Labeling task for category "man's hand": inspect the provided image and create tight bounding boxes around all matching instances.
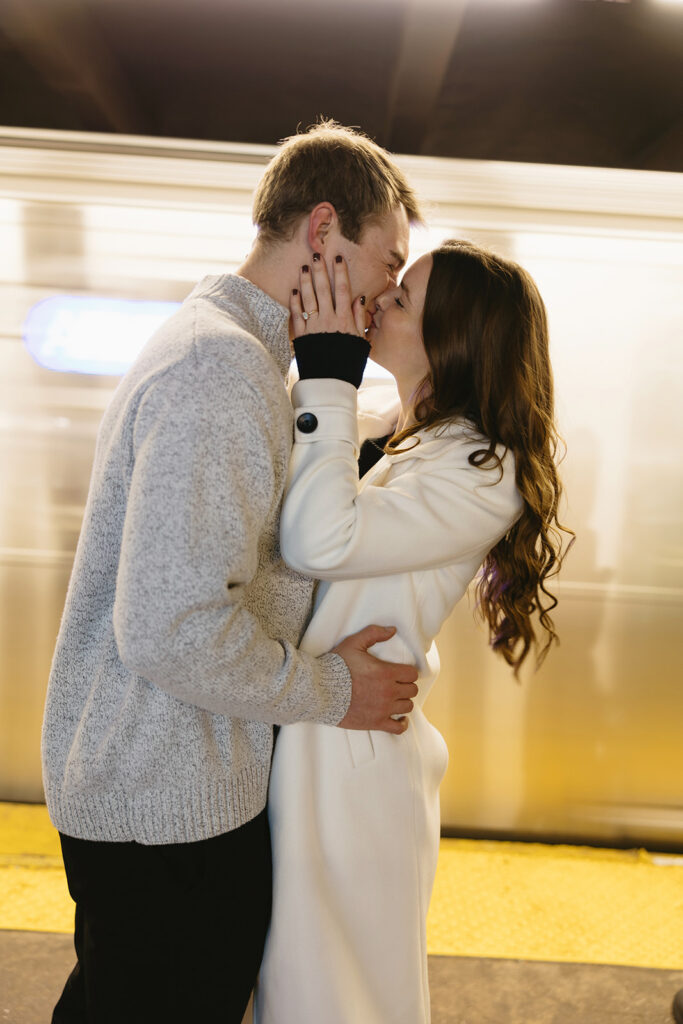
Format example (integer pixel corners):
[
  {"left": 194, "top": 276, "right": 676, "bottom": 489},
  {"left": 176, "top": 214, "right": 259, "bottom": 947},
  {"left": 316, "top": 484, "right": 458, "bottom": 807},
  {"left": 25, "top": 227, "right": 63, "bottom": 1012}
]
[{"left": 333, "top": 625, "right": 419, "bottom": 735}]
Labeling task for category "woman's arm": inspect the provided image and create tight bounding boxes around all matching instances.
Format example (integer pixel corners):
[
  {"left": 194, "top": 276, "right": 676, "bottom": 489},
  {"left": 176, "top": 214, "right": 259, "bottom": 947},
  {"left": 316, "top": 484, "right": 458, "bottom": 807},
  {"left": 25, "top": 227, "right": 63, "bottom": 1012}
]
[
  {"left": 281, "top": 376, "right": 523, "bottom": 581},
  {"left": 282, "top": 253, "right": 522, "bottom": 580}
]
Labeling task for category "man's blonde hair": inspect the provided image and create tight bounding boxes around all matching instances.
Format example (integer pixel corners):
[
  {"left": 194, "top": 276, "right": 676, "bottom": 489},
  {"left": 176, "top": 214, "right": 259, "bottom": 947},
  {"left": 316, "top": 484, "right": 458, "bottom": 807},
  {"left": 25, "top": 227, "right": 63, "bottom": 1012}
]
[{"left": 252, "top": 119, "right": 422, "bottom": 244}]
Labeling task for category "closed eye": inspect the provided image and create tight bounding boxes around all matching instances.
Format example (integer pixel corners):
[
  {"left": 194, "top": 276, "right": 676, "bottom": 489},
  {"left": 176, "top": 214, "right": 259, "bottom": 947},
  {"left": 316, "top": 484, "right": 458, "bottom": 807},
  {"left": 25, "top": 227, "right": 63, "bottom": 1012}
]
[{"left": 395, "top": 296, "right": 404, "bottom": 308}]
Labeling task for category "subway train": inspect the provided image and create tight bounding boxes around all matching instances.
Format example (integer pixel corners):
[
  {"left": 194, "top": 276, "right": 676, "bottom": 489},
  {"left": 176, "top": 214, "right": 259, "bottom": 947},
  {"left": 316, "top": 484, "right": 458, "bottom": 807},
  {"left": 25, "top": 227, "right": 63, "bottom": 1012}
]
[{"left": 1, "top": 127, "right": 682, "bottom": 848}]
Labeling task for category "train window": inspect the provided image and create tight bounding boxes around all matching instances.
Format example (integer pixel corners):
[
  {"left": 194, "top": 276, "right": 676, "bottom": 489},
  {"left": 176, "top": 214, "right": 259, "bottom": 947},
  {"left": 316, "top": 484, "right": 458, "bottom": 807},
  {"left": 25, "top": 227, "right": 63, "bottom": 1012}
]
[{"left": 23, "top": 296, "right": 180, "bottom": 375}]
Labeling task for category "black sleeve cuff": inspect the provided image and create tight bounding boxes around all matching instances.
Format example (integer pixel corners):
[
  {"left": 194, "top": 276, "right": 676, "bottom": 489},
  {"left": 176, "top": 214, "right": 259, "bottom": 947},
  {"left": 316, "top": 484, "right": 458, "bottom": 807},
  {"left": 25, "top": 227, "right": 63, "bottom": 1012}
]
[{"left": 293, "top": 333, "right": 371, "bottom": 390}]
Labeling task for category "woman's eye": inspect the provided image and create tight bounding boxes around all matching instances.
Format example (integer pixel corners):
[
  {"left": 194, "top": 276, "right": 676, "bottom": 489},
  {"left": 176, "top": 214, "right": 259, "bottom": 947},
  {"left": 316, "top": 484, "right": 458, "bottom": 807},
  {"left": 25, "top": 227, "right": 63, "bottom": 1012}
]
[{"left": 394, "top": 297, "right": 404, "bottom": 308}]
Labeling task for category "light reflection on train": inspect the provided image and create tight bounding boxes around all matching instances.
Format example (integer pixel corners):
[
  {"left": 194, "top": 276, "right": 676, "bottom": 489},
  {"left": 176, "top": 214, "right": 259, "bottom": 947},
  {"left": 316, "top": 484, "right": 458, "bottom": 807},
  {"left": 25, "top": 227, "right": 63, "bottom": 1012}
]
[{"left": 1, "top": 128, "right": 682, "bottom": 847}]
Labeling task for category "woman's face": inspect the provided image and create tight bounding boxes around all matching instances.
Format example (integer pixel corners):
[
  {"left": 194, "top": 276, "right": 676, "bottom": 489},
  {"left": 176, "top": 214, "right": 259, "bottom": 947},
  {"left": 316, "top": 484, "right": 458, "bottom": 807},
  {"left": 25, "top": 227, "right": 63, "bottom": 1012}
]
[{"left": 366, "top": 253, "right": 432, "bottom": 402}]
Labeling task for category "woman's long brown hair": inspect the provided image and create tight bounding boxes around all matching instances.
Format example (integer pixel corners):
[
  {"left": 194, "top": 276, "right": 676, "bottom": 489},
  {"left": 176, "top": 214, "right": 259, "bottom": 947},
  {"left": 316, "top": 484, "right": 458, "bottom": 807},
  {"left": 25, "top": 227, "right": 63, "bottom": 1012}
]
[{"left": 387, "top": 240, "right": 574, "bottom": 675}]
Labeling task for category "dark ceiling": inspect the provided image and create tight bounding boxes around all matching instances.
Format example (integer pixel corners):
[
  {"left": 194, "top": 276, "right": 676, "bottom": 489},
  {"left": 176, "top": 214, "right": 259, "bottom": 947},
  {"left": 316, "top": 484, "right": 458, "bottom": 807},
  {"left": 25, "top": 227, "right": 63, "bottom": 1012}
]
[{"left": 1, "top": 0, "right": 682, "bottom": 172}]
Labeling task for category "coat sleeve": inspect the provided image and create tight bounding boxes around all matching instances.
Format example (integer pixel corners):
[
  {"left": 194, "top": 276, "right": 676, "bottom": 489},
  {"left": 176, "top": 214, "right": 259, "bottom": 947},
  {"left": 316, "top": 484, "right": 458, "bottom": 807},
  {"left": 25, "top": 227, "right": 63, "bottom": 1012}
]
[
  {"left": 280, "top": 378, "right": 523, "bottom": 581},
  {"left": 112, "top": 359, "right": 351, "bottom": 726}
]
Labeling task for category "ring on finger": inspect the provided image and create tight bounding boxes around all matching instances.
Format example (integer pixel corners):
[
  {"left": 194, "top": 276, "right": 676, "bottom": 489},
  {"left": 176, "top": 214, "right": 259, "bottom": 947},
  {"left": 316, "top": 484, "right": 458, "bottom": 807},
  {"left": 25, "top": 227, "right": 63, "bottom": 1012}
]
[{"left": 301, "top": 310, "right": 318, "bottom": 322}]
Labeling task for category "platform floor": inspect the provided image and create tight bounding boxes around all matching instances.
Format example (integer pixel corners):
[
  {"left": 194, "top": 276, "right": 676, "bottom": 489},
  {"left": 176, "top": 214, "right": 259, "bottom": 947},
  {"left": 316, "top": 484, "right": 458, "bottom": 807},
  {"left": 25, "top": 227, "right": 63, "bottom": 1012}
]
[{"left": 2, "top": 802, "right": 683, "bottom": 1022}]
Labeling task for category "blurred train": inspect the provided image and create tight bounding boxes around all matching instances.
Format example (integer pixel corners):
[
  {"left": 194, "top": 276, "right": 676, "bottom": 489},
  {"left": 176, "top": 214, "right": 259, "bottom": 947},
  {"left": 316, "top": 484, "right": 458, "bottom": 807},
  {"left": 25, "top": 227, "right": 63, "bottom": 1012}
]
[{"left": 1, "top": 127, "right": 682, "bottom": 848}]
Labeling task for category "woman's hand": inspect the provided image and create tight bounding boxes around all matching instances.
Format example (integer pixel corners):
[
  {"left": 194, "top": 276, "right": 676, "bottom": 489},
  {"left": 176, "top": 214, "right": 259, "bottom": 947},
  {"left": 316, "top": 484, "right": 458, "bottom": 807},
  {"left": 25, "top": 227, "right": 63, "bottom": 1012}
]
[{"left": 290, "top": 253, "right": 367, "bottom": 339}]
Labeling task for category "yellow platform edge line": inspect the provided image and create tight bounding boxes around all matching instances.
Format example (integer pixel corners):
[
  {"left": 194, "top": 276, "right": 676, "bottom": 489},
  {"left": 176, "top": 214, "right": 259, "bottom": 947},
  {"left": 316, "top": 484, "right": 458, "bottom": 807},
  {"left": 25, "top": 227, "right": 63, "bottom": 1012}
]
[{"left": 2, "top": 803, "right": 683, "bottom": 969}]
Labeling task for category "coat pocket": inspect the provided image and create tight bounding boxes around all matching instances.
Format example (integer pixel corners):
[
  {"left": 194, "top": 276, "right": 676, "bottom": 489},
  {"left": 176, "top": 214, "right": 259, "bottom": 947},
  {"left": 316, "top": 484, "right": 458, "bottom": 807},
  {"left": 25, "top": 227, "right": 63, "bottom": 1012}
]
[{"left": 345, "top": 729, "right": 375, "bottom": 768}]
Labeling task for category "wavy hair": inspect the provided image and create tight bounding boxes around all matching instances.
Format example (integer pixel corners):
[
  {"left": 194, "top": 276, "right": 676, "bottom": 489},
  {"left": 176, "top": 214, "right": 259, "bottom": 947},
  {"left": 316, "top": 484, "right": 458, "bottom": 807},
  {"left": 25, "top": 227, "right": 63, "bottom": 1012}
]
[{"left": 387, "top": 240, "right": 574, "bottom": 674}]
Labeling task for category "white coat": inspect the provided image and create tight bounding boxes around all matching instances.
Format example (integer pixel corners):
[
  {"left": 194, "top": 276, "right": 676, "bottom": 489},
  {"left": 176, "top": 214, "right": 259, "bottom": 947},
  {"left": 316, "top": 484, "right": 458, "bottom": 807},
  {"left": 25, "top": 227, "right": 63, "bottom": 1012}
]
[{"left": 254, "top": 378, "right": 523, "bottom": 1024}]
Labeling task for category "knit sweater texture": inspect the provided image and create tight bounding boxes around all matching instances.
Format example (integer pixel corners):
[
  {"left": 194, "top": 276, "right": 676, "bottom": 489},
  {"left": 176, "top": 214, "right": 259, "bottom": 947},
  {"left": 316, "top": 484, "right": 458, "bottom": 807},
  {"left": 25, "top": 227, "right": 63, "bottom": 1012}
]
[{"left": 41, "top": 273, "right": 351, "bottom": 845}]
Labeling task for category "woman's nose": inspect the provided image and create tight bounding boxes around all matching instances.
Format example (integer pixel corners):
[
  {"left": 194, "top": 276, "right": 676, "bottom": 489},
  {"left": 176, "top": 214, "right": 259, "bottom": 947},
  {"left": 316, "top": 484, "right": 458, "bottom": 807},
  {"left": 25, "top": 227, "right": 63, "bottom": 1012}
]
[{"left": 375, "top": 287, "right": 394, "bottom": 310}]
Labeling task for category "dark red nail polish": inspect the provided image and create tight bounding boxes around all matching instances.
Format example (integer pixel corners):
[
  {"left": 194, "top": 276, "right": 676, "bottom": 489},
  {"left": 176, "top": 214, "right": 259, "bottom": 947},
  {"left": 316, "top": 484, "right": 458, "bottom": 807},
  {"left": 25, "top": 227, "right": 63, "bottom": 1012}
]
[
  {"left": 302, "top": 265, "right": 309, "bottom": 273},
  {"left": 335, "top": 255, "right": 342, "bottom": 264},
  {"left": 312, "top": 252, "right": 321, "bottom": 262},
  {"left": 292, "top": 288, "right": 298, "bottom": 296}
]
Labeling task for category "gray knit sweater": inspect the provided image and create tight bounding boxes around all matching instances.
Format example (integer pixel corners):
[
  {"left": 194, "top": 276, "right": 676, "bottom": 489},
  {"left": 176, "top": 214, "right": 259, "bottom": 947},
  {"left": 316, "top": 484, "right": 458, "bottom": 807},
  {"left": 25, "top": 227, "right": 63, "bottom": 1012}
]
[{"left": 41, "top": 274, "right": 351, "bottom": 844}]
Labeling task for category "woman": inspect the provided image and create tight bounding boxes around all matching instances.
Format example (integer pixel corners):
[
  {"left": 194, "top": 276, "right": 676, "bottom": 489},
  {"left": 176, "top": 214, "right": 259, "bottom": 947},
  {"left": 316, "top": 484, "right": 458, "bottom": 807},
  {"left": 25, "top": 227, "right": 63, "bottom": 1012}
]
[{"left": 254, "top": 240, "right": 572, "bottom": 1024}]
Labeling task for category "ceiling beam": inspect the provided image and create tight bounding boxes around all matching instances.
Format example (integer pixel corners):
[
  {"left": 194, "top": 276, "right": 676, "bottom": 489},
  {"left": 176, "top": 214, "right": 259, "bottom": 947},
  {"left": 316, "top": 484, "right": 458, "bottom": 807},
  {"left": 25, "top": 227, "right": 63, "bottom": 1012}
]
[
  {"left": 384, "top": 0, "right": 471, "bottom": 154},
  {"left": 633, "top": 115, "right": 683, "bottom": 171},
  {"left": 0, "top": 0, "right": 143, "bottom": 133}
]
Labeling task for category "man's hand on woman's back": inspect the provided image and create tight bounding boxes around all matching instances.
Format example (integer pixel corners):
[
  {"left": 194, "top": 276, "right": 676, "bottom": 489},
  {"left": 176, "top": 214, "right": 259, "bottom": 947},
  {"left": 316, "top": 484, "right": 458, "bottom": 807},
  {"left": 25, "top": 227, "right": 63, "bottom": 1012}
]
[{"left": 333, "top": 625, "right": 418, "bottom": 735}]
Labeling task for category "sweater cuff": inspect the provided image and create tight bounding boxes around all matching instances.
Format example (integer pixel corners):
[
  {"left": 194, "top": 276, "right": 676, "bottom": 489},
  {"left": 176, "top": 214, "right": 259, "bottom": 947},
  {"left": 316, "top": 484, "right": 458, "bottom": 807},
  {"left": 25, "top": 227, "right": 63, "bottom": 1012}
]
[
  {"left": 315, "top": 652, "right": 353, "bottom": 725},
  {"left": 293, "top": 333, "right": 370, "bottom": 389}
]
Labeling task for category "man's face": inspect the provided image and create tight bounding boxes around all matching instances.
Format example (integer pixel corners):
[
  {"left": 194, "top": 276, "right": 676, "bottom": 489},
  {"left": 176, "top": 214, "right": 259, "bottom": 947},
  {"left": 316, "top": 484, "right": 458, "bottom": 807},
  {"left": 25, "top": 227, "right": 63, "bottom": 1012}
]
[{"left": 332, "top": 206, "right": 411, "bottom": 309}]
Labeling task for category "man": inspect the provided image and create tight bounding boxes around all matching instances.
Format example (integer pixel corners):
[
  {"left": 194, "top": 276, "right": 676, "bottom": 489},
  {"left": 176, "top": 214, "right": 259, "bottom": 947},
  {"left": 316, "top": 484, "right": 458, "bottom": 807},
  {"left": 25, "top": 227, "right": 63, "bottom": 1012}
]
[
  {"left": 673, "top": 990, "right": 683, "bottom": 1023},
  {"left": 42, "top": 121, "right": 423, "bottom": 1023}
]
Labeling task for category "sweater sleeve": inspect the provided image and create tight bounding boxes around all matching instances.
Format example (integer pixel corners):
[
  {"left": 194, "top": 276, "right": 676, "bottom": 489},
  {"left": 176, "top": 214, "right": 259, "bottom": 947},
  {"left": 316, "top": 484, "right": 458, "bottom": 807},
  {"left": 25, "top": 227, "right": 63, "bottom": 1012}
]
[
  {"left": 280, "top": 377, "right": 523, "bottom": 580},
  {"left": 112, "top": 360, "right": 351, "bottom": 726},
  {"left": 293, "top": 332, "right": 370, "bottom": 388}
]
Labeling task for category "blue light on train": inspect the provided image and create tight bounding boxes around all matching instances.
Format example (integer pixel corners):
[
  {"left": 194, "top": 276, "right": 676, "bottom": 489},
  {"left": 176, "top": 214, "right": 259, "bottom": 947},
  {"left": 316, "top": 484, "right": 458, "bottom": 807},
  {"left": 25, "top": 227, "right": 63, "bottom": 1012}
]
[{"left": 23, "top": 296, "right": 181, "bottom": 375}]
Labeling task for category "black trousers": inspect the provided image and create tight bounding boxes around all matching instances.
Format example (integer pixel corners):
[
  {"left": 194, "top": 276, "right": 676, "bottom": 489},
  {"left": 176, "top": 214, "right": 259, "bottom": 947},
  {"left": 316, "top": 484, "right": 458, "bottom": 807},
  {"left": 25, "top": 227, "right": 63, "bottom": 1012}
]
[{"left": 53, "top": 809, "right": 272, "bottom": 1024}]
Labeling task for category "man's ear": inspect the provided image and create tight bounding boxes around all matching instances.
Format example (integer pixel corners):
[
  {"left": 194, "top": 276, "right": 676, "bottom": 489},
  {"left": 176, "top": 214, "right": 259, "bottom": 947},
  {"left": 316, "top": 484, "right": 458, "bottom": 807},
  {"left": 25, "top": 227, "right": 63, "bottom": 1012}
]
[{"left": 307, "top": 202, "right": 337, "bottom": 251}]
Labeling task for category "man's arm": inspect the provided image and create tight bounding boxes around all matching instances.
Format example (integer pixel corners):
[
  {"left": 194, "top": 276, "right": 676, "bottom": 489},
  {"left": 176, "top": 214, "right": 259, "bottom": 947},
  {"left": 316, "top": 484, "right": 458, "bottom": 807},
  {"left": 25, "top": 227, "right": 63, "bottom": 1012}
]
[
  {"left": 112, "top": 356, "right": 348, "bottom": 725},
  {"left": 112, "top": 353, "right": 417, "bottom": 732}
]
